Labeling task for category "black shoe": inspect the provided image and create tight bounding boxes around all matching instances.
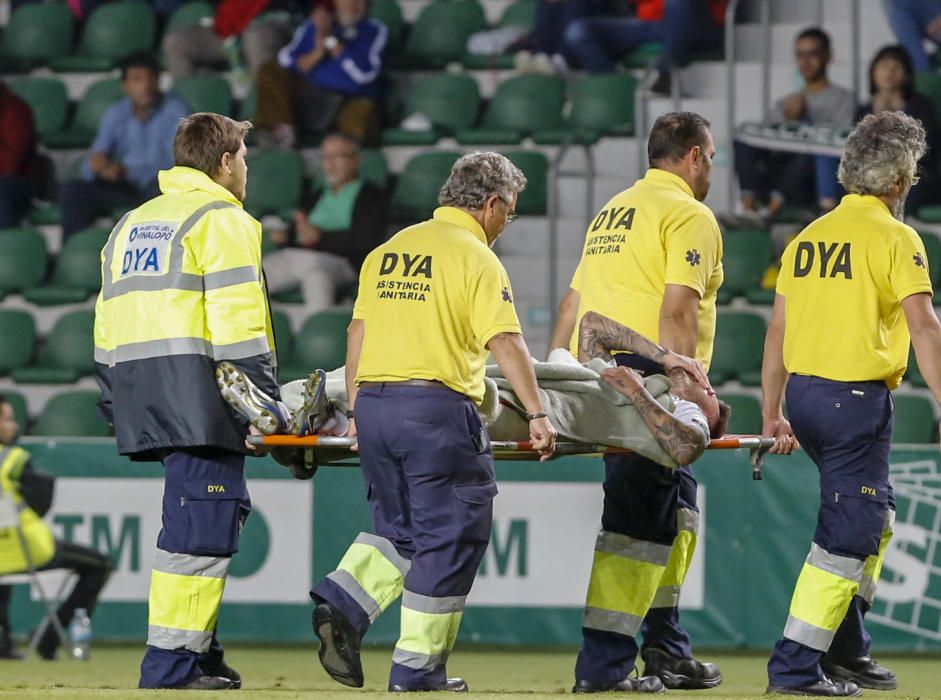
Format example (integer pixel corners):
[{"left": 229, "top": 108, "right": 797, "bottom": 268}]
[
  {"left": 573, "top": 676, "right": 665, "bottom": 693},
  {"left": 389, "top": 678, "right": 469, "bottom": 692},
  {"left": 822, "top": 655, "right": 897, "bottom": 690},
  {"left": 649, "top": 72, "right": 672, "bottom": 96},
  {"left": 766, "top": 678, "right": 861, "bottom": 697},
  {"left": 199, "top": 659, "right": 242, "bottom": 689},
  {"left": 179, "top": 675, "right": 236, "bottom": 690},
  {"left": 641, "top": 647, "right": 722, "bottom": 690},
  {"left": 312, "top": 603, "right": 364, "bottom": 688}
]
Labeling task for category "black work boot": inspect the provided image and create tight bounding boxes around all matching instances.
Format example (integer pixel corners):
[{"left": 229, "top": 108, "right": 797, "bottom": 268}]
[
  {"left": 199, "top": 658, "right": 242, "bottom": 689},
  {"left": 179, "top": 675, "right": 236, "bottom": 690},
  {"left": 312, "top": 603, "right": 364, "bottom": 688},
  {"left": 766, "top": 677, "right": 861, "bottom": 696},
  {"left": 389, "top": 678, "right": 469, "bottom": 692},
  {"left": 641, "top": 647, "right": 722, "bottom": 689},
  {"left": 573, "top": 675, "right": 665, "bottom": 693},
  {"left": 822, "top": 655, "right": 898, "bottom": 690},
  {"left": 0, "top": 628, "right": 22, "bottom": 660}
]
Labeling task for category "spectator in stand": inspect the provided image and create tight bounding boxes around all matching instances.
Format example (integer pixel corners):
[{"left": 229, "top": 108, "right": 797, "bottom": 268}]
[
  {"left": 857, "top": 44, "right": 938, "bottom": 210},
  {"left": 162, "top": 0, "right": 310, "bottom": 81},
  {"left": 254, "top": 0, "right": 386, "bottom": 147},
  {"left": 734, "top": 28, "right": 856, "bottom": 221},
  {"left": 263, "top": 133, "right": 388, "bottom": 320},
  {"left": 0, "top": 81, "right": 38, "bottom": 228},
  {"left": 883, "top": 0, "right": 941, "bottom": 72},
  {"left": 561, "top": 0, "right": 726, "bottom": 93},
  {"left": 58, "top": 53, "right": 189, "bottom": 237}
]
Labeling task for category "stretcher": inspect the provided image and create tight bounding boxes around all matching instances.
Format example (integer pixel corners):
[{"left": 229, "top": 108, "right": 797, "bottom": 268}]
[{"left": 247, "top": 434, "right": 778, "bottom": 480}]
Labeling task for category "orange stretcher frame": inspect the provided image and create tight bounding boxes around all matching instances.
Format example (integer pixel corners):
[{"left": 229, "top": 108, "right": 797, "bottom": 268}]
[{"left": 247, "top": 435, "right": 779, "bottom": 480}]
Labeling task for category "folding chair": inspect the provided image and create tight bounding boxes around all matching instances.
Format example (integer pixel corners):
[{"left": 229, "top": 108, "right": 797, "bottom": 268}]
[{"left": 0, "top": 490, "right": 73, "bottom": 659}]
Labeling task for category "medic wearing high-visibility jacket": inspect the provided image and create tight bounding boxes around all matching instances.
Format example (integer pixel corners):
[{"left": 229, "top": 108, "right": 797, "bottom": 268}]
[
  {"left": 93, "top": 113, "right": 277, "bottom": 691},
  {"left": 309, "top": 152, "right": 557, "bottom": 693},
  {"left": 549, "top": 112, "right": 723, "bottom": 694},
  {"left": 762, "top": 113, "right": 941, "bottom": 697}
]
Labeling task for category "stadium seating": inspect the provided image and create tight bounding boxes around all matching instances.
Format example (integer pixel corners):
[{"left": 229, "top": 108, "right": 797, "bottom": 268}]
[
  {"left": 709, "top": 311, "right": 766, "bottom": 386},
  {"left": 383, "top": 74, "right": 481, "bottom": 146},
  {"left": 391, "top": 150, "right": 463, "bottom": 222},
  {"left": 173, "top": 74, "right": 233, "bottom": 116},
  {"left": 457, "top": 75, "right": 565, "bottom": 145},
  {"left": 720, "top": 392, "right": 762, "bottom": 435},
  {"left": 907, "top": 345, "right": 927, "bottom": 388},
  {"left": 243, "top": 149, "right": 303, "bottom": 219},
  {"left": 51, "top": 2, "right": 156, "bottom": 73},
  {"left": 0, "top": 1, "right": 74, "bottom": 72},
  {"left": 13, "top": 310, "right": 96, "bottom": 384},
  {"left": 892, "top": 394, "right": 936, "bottom": 444},
  {"left": 398, "top": 0, "right": 487, "bottom": 68},
  {"left": 506, "top": 151, "right": 548, "bottom": 216},
  {"left": 0, "top": 309, "right": 36, "bottom": 376},
  {"left": 271, "top": 309, "right": 295, "bottom": 361},
  {"left": 721, "top": 228, "right": 774, "bottom": 299},
  {"left": 166, "top": 1, "right": 214, "bottom": 32},
  {"left": 45, "top": 78, "right": 124, "bottom": 149},
  {"left": 279, "top": 309, "right": 353, "bottom": 382},
  {"left": 462, "top": 0, "right": 536, "bottom": 69},
  {"left": 32, "top": 390, "right": 110, "bottom": 437},
  {"left": 0, "top": 229, "right": 48, "bottom": 297},
  {"left": 24, "top": 228, "right": 109, "bottom": 306},
  {"left": 565, "top": 74, "right": 637, "bottom": 140},
  {"left": 9, "top": 77, "right": 69, "bottom": 139},
  {"left": 370, "top": 0, "right": 404, "bottom": 56}
]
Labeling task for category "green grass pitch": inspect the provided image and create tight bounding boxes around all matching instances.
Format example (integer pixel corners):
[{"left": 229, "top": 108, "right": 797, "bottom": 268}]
[{"left": 0, "top": 646, "right": 938, "bottom": 698}]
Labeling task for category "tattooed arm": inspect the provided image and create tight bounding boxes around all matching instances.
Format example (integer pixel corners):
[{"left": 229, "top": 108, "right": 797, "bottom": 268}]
[
  {"left": 601, "top": 367, "right": 707, "bottom": 465},
  {"left": 578, "top": 310, "right": 712, "bottom": 389}
]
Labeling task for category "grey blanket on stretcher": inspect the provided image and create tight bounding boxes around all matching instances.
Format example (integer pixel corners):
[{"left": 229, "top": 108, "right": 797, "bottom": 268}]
[{"left": 279, "top": 359, "right": 677, "bottom": 468}]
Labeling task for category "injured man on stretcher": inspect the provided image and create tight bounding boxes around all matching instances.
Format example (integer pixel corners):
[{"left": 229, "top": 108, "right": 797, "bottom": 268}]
[{"left": 217, "top": 311, "right": 731, "bottom": 477}]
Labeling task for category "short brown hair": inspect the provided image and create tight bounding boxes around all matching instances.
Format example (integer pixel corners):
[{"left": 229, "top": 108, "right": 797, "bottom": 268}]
[
  {"left": 647, "top": 111, "right": 711, "bottom": 167},
  {"left": 173, "top": 113, "right": 252, "bottom": 176},
  {"left": 711, "top": 400, "right": 732, "bottom": 439}
]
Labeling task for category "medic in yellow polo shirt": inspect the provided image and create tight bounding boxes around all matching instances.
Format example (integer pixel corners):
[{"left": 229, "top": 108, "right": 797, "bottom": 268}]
[
  {"left": 309, "top": 152, "right": 557, "bottom": 693},
  {"left": 549, "top": 112, "right": 723, "bottom": 694},
  {"left": 762, "top": 112, "right": 941, "bottom": 697}
]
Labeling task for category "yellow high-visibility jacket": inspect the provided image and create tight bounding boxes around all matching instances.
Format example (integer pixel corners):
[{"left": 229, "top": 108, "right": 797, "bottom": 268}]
[
  {"left": 94, "top": 166, "right": 278, "bottom": 459},
  {"left": 0, "top": 446, "right": 55, "bottom": 575}
]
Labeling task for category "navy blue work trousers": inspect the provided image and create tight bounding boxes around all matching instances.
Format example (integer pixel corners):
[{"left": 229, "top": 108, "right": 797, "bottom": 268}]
[
  {"left": 139, "top": 448, "right": 250, "bottom": 689},
  {"left": 768, "top": 375, "right": 893, "bottom": 688}
]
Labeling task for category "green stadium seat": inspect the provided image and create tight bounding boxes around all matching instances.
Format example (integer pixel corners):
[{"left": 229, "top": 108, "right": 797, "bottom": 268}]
[
  {"left": 24, "top": 228, "right": 109, "bottom": 306},
  {"left": 907, "top": 345, "right": 928, "bottom": 388},
  {"left": 370, "top": 0, "right": 404, "bottom": 55},
  {"left": 621, "top": 41, "right": 663, "bottom": 69},
  {"left": 166, "top": 1, "right": 214, "bottom": 32},
  {"left": 721, "top": 392, "right": 762, "bottom": 435},
  {"left": 13, "top": 310, "right": 96, "bottom": 384},
  {"left": 390, "top": 151, "right": 462, "bottom": 223},
  {"left": 1, "top": 391, "right": 28, "bottom": 431},
  {"left": 279, "top": 309, "right": 353, "bottom": 381},
  {"left": 51, "top": 2, "right": 156, "bottom": 72},
  {"left": 457, "top": 75, "right": 564, "bottom": 145},
  {"left": 917, "top": 232, "right": 941, "bottom": 304},
  {"left": 0, "top": 309, "right": 36, "bottom": 375},
  {"left": 565, "top": 74, "right": 637, "bottom": 141},
  {"left": 505, "top": 151, "right": 548, "bottom": 216},
  {"left": 398, "top": 0, "right": 486, "bottom": 68},
  {"left": 359, "top": 149, "right": 389, "bottom": 189},
  {"left": 8, "top": 77, "right": 69, "bottom": 139},
  {"left": 270, "top": 309, "right": 295, "bottom": 361},
  {"left": 0, "top": 2, "right": 74, "bottom": 72},
  {"left": 383, "top": 74, "right": 480, "bottom": 146},
  {"left": 892, "top": 394, "right": 936, "bottom": 444},
  {"left": 243, "top": 149, "right": 303, "bottom": 219},
  {"left": 32, "top": 391, "right": 110, "bottom": 437},
  {"left": 709, "top": 311, "right": 767, "bottom": 386},
  {"left": 45, "top": 79, "right": 124, "bottom": 149},
  {"left": 500, "top": 0, "right": 536, "bottom": 30},
  {"left": 916, "top": 73, "right": 941, "bottom": 131},
  {"left": 0, "top": 228, "right": 48, "bottom": 296},
  {"left": 173, "top": 74, "right": 233, "bottom": 116},
  {"left": 239, "top": 84, "right": 257, "bottom": 122},
  {"left": 722, "top": 228, "right": 774, "bottom": 297}
]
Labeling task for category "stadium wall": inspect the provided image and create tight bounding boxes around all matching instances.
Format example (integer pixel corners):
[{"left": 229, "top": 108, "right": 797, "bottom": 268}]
[{"left": 6, "top": 440, "right": 941, "bottom": 651}]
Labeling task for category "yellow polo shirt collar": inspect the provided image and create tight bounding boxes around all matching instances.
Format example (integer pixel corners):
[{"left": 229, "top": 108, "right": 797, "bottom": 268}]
[
  {"left": 643, "top": 168, "right": 695, "bottom": 199},
  {"left": 432, "top": 206, "right": 488, "bottom": 246}
]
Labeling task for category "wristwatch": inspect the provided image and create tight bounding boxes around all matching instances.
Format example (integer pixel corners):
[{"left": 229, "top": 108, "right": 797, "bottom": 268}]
[{"left": 324, "top": 36, "right": 339, "bottom": 51}]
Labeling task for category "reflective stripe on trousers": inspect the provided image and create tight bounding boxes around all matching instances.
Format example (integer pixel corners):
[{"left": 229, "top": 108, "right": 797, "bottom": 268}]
[
  {"left": 392, "top": 590, "right": 466, "bottom": 671},
  {"left": 858, "top": 508, "right": 895, "bottom": 604},
  {"left": 146, "top": 548, "right": 230, "bottom": 653},
  {"left": 583, "top": 530, "right": 673, "bottom": 638},
  {"left": 325, "top": 532, "right": 412, "bottom": 623},
  {"left": 650, "top": 507, "right": 699, "bottom": 609},
  {"left": 783, "top": 543, "right": 865, "bottom": 651}
]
